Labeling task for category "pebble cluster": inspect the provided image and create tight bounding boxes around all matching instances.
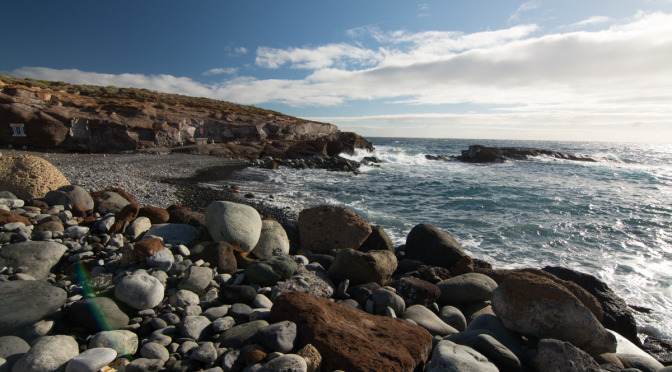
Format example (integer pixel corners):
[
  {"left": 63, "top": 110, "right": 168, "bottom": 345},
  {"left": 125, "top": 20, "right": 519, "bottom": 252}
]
[{"left": 0, "top": 152, "right": 670, "bottom": 372}]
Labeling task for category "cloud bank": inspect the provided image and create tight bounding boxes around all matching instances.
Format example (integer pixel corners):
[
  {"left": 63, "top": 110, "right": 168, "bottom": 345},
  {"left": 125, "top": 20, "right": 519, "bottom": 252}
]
[{"left": 10, "top": 11, "right": 672, "bottom": 142}]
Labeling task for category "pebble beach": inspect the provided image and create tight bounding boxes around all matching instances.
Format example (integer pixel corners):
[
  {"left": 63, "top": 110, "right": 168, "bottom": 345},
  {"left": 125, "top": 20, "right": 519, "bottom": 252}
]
[{"left": 0, "top": 150, "right": 670, "bottom": 372}]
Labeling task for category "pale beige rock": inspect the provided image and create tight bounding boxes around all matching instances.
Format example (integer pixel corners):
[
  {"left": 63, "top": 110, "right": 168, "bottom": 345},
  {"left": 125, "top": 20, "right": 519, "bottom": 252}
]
[{"left": 0, "top": 155, "right": 69, "bottom": 200}]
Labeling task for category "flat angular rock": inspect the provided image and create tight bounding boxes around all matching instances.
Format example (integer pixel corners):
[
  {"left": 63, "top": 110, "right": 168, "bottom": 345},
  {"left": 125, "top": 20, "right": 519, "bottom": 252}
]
[
  {"left": 13, "top": 335, "right": 79, "bottom": 372},
  {"left": 180, "top": 315, "right": 211, "bottom": 341},
  {"left": 404, "top": 223, "right": 466, "bottom": 268},
  {"left": 271, "top": 264, "right": 335, "bottom": 300},
  {"left": 93, "top": 191, "right": 130, "bottom": 215},
  {"left": 257, "top": 321, "right": 297, "bottom": 353},
  {"left": 0, "top": 241, "right": 67, "bottom": 279},
  {"left": 219, "top": 320, "right": 269, "bottom": 348},
  {"left": 533, "top": 338, "right": 600, "bottom": 372},
  {"left": 145, "top": 223, "right": 199, "bottom": 246},
  {"left": 402, "top": 304, "right": 458, "bottom": 336},
  {"left": 205, "top": 201, "right": 262, "bottom": 252},
  {"left": 426, "top": 340, "right": 498, "bottom": 372},
  {"left": 0, "top": 280, "right": 66, "bottom": 335},
  {"left": 298, "top": 205, "right": 372, "bottom": 253},
  {"left": 328, "top": 248, "right": 396, "bottom": 286},
  {"left": 491, "top": 271, "right": 616, "bottom": 356},
  {"left": 437, "top": 273, "right": 498, "bottom": 305},
  {"left": 114, "top": 272, "right": 165, "bottom": 310},
  {"left": 252, "top": 219, "right": 290, "bottom": 257},
  {"left": 270, "top": 291, "right": 432, "bottom": 372}
]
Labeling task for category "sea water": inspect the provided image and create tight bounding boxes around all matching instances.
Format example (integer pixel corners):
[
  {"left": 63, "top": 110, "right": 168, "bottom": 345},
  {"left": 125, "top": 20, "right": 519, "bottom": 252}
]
[{"left": 209, "top": 138, "right": 672, "bottom": 340}]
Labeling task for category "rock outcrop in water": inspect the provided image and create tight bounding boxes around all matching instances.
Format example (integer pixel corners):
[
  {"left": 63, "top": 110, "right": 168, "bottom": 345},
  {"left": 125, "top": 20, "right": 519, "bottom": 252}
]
[
  {"left": 426, "top": 144, "right": 598, "bottom": 164},
  {"left": 458, "top": 145, "right": 598, "bottom": 163},
  {"left": 0, "top": 75, "right": 373, "bottom": 159}
]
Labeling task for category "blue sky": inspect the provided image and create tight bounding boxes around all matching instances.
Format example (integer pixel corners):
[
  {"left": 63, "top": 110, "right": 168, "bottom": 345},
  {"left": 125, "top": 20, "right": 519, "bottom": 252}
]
[{"left": 2, "top": 1, "right": 671, "bottom": 143}]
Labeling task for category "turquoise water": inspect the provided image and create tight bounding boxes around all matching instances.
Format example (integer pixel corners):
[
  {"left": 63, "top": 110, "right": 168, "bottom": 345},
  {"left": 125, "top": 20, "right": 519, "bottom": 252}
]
[{"left": 216, "top": 138, "right": 672, "bottom": 339}]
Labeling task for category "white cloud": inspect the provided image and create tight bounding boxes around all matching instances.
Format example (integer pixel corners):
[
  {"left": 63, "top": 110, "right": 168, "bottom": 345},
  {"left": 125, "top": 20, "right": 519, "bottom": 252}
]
[
  {"left": 569, "top": 15, "right": 611, "bottom": 28},
  {"left": 255, "top": 43, "right": 383, "bottom": 69},
  {"left": 202, "top": 67, "right": 238, "bottom": 76},
  {"left": 509, "top": 1, "right": 541, "bottom": 23}
]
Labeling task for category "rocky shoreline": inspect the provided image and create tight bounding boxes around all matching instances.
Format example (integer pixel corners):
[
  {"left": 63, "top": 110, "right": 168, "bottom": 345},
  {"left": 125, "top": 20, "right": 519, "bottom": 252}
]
[{"left": 0, "top": 151, "right": 670, "bottom": 372}]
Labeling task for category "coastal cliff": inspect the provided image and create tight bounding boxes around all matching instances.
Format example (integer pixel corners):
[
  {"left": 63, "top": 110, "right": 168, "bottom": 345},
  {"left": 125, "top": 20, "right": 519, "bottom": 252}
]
[{"left": 0, "top": 75, "right": 372, "bottom": 158}]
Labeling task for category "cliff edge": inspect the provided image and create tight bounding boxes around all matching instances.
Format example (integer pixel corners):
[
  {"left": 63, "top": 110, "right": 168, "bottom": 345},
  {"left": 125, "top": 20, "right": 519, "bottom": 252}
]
[{"left": 0, "top": 75, "right": 373, "bottom": 158}]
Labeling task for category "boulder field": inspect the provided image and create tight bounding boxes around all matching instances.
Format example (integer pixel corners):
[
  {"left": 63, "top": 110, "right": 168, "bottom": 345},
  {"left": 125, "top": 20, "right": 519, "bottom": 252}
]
[{"left": 0, "top": 153, "right": 669, "bottom": 372}]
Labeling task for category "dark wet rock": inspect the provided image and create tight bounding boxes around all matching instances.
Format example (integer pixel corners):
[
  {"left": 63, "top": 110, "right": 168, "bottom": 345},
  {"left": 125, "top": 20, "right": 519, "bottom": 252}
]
[
  {"left": 457, "top": 144, "right": 597, "bottom": 163},
  {"left": 66, "top": 297, "right": 130, "bottom": 332},
  {"left": 359, "top": 225, "right": 395, "bottom": 253},
  {"left": 404, "top": 223, "right": 466, "bottom": 268},
  {"left": 533, "top": 338, "right": 600, "bottom": 372}
]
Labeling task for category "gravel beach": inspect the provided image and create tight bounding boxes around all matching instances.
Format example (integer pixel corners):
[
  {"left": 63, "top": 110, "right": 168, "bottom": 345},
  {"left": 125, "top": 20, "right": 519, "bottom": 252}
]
[{"left": 0, "top": 149, "right": 297, "bottom": 222}]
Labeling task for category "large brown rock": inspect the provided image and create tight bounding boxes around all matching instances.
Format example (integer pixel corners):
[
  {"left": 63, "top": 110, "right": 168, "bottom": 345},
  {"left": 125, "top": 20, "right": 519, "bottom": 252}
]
[
  {"left": 191, "top": 241, "right": 238, "bottom": 274},
  {"left": 138, "top": 206, "right": 170, "bottom": 224},
  {"left": 404, "top": 223, "right": 466, "bottom": 268},
  {"left": 491, "top": 271, "right": 616, "bottom": 356},
  {"left": 0, "top": 210, "right": 31, "bottom": 226},
  {"left": 270, "top": 291, "right": 432, "bottom": 372},
  {"left": 298, "top": 205, "right": 372, "bottom": 254},
  {"left": 328, "top": 248, "right": 397, "bottom": 286},
  {"left": 133, "top": 238, "right": 165, "bottom": 262},
  {"left": 0, "top": 154, "right": 69, "bottom": 200},
  {"left": 478, "top": 267, "right": 604, "bottom": 322}
]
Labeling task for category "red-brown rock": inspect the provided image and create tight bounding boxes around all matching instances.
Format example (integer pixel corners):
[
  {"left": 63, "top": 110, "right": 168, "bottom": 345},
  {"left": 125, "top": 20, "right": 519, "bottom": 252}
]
[
  {"left": 270, "top": 291, "right": 432, "bottom": 372},
  {"left": 0, "top": 210, "right": 31, "bottom": 226},
  {"left": 245, "top": 349, "right": 267, "bottom": 365},
  {"left": 449, "top": 255, "right": 475, "bottom": 276},
  {"left": 133, "top": 238, "right": 165, "bottom": 261},
  {"left": 168, "top": 208, "right": 206, "bottom": 227},
  {"left": 138, "top": 206, "right": 170, "bottom": 224},
  {"left": 191, "top": 241, "right": 237, "bottom": 274},
  {"left": 298, "top": 205, "right": 372, "bottom": 254},
  {"left": 109, "top": 203, "right": 139, "bottom": 235},
  {"left": 396, "top": 277, "right": 441, "bottom": 307}
]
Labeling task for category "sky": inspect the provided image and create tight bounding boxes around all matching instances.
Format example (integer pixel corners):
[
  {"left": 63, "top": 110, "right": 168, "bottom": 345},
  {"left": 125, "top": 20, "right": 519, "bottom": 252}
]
[{"left": 2, "top": 1, "right": 672, "bottom": 143}]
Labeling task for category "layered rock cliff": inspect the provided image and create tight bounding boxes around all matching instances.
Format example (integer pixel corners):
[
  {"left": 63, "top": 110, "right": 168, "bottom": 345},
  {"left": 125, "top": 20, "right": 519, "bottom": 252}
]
[{"left": 0, "top": 75, "right": 373, "bottom": 158}]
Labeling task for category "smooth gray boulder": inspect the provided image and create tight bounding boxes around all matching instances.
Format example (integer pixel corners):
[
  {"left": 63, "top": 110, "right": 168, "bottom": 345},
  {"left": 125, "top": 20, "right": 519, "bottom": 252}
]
[
  {"left": 402, "top": 304, "right": 458, "bottom": 336},
  {"left": 259, "top": 354, "right": 308, "bottom": 372},
  {"left": 205, "top": 201, "right": 262, "bottom": 252},
  {"left": 0, "top": 281, "right": 66, "bottom": 335},
  {"left": 114, "top": 272, "right": 165, "bottom": 310},
  {"left": 44, "top": 185, "right": 94, "bottom": 210},
  {"left": 252, "top": 219, "right": 290, "bottom": 257},
  {"left": 0, "top": 241, "right": 67, "bottom": 280},
  {"left": 437, "top": 273, "right": 498, "bottom": 305},
  {"left": 89, "top": 330, "right": 138, "bottom": 356},
  {"left": 426, "top": 340, "right": 498, "bottom": 372},
  {"left": 65, "top": 347, "right": 117, "bottom": 372},
  {"left": 13, "top": 335, "right": 79, "bottom": 372}
]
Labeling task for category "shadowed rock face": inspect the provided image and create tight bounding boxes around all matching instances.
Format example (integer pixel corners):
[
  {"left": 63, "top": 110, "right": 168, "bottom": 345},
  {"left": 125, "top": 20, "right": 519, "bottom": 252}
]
[{"left": 0, "top": 76, "right": 373, "bottom": 157}]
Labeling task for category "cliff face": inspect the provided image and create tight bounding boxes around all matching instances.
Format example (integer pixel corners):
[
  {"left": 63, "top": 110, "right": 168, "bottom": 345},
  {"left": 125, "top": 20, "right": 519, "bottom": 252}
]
[{"left": 0, "top": 76, "right": 373, "bottom": 158}]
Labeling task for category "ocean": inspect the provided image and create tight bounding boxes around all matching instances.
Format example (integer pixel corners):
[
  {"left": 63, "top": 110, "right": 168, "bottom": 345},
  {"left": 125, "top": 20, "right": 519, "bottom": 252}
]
[{"left": 211, "top": 137, "right": 672, "bottom": 340}]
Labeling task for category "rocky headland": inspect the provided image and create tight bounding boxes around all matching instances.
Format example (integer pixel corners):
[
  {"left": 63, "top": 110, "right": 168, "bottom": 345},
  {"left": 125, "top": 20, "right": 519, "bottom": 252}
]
[
  {"left": 0, "top": 151, "right": 670, "bottom": 372},
  {"left": 0, "top": 76, "right": 373, "bottom": 170}
]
